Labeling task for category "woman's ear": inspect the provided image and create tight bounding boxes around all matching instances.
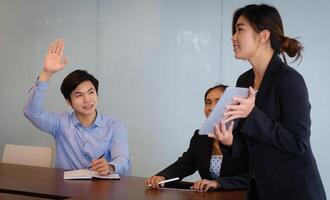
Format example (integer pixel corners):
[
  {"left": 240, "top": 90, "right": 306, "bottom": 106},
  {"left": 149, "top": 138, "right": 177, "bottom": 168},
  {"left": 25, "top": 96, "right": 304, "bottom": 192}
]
[{"left": 259, "top": 29, "right": 271, "bottom": 44}]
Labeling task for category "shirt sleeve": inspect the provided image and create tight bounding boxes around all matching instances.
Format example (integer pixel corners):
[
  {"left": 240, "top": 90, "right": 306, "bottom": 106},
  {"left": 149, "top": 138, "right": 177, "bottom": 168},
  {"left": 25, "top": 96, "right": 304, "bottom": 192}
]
[
  {"left": 217, "top": 173, "right": 249, "bottom": 190},
  {"left": 23, "top": 80, "right": 61, "bottom": 136},
  {"left": 108, "top": 121, "right": 131, "bottom": 176}
]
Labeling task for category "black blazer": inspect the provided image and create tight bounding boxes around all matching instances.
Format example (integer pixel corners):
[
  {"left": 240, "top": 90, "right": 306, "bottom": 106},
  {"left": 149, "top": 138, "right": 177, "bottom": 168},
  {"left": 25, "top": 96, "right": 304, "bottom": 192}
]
[
  {"left": 156, "top": 130, "right": 248, "bottom": 190},
  {"left": 230, "top": 54, "right": 326, "bottom": 200}
]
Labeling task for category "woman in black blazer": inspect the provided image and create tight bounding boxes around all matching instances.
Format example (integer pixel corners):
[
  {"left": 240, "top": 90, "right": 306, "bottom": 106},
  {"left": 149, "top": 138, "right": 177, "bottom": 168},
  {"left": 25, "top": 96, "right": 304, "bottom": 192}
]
[
  {"left": 211, "top": 4, "right": 326, "bottom": 200},
  {"left": 145, "top": 85, "right": 248, "bottom": 192}
]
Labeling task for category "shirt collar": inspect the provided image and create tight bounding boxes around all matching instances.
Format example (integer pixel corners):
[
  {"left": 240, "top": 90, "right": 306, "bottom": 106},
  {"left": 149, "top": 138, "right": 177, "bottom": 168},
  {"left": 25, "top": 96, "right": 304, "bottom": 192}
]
[{"left": 71, "top": 111, "right": 103, "bottom": 128}]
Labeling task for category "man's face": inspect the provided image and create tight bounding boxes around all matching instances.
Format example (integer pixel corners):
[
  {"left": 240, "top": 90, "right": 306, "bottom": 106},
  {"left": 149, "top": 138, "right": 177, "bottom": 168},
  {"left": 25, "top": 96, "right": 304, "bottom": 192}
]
[{"left": 67, "top": 80, "right": 98, "bottom": 118}]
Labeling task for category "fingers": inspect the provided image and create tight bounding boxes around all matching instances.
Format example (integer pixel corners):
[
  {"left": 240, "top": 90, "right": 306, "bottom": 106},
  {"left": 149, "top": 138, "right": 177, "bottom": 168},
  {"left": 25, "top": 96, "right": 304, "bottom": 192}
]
[
  {"left": 212, "top": 122, "right": 233, "bottom": 146},
  {"left": 213, "top": 123, "right": 226, "bottom": 142},
  {"left": 213, "top": 124, "right": 223, "bottom": 141},
  {"left": 204, "top": 184, "right": 213, "bottom": 192},
  {"left": 57, "top": 39, "right": 64, "bottom": 56},
  {"left": 62, "top": 56, "right": 69, "bottom": 67},
  {"left": 219, "top": 121, "right": 228, "bottom": 139},
  {"left": 91, "top": 158, "right": 105, "bottom": 168},
  {"left": 224, "top": 97, "right": 255, "bottom": 121},
  {"left": 204, "top": 181, "right": 218, "bottom": 192},
  {"left": 97, "top": 166, "right": 110, "bottom": 176},
  {"left": 191, "top": 179, "right": 210, "bottom": 192},
  {"left": 220, "top": 121, "right": 227, "bottom": 133},
  {"left": 225, "top": 104, "right": 241, "bottom": 112},
  {"left": 191, "top": 180, "right": 204, "bottom": 192},
  {"left": 144, "top": 176, "right": 165, "bottom": 189},
  {"left": 47, "top": 42, "right": 53, "bottom": 54},
  {"left": 249, "top": 86, "right": 257, "bottom": 97},
  {"left": 43, "top": 39, "right": 67, "bottom": 75},
  {"left": 97, "top": 164, "right": 114, "bottom": 176},
  {"left": 228, "top": 120, "right": 234, "bottom": 133},
  {"left": 53, "top": 39, "right": 64, "bottom": 55},
  {"left": 53, "top": 40, "right": 60, "bottom": 54},
  {"left": 231, "top": 97, "right": 245, "bottom": 105},
  {"left": 221, "top": 121, "right": 234, "bottom": 146},
  {"left": 224, "top": 114, "right": 237, "bottom": 122},
  {"left": 47, "top": 39, "right": 64, "bottom": 55},
  {"left": 90, "top": 158, "right": 110, "bottom": 175},
  {"left": 191, "top": 180, "right": 219, "bottom": 192}
]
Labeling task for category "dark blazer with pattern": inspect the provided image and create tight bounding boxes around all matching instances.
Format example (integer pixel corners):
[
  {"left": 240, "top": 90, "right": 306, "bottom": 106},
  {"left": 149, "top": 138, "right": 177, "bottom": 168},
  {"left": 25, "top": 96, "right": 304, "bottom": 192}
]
[
  {"left": 229, "top": 54, "right": 326, "bottom": 200},
  {"left": 156, "top": 130, "right": 248, "bottom": 190}
]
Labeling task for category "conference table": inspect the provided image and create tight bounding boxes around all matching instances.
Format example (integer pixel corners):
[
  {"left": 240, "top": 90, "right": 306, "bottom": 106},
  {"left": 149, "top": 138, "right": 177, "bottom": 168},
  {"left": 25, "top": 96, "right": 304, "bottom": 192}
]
[{"left": 0, "top": 163, "right": 247, "bottom": 200}]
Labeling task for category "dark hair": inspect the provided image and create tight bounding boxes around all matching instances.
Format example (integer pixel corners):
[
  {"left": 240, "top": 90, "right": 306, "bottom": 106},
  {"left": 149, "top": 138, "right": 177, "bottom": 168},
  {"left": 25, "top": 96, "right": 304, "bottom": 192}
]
[
  {"left": 204, "top": 84, "right": 228, "bottom": 102},
  {"left": 232, "top": 4, "right": 303, "bottom": 63},
  {"left": 60, "top": 70, "right": 99, "bottom": 101}
]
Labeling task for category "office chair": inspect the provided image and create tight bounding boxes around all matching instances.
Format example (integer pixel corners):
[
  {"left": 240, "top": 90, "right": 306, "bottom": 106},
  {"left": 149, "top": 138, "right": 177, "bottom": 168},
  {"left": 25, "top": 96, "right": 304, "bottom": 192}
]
[{"left": 2, "top": 144, "right": 53, "bottom": 168}]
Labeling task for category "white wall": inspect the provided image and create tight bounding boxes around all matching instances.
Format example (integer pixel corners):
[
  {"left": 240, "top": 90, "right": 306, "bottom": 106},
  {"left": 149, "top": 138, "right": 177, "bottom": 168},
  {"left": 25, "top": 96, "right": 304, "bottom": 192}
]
[
  {"left": 0, "top": 0, "right": 99, "bottom": 151},
  {"left": 97, "top": 0, "right": 222, "bottom": 180},
  {"left": 0, "top": 0, "right": 329, "bottom": 195}
]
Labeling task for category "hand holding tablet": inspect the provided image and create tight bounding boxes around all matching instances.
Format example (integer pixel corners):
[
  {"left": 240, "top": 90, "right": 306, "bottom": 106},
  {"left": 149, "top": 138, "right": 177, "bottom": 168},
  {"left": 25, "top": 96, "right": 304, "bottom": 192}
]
[{"left": 199, "top": 87, "right": 249, "bottom": 135}]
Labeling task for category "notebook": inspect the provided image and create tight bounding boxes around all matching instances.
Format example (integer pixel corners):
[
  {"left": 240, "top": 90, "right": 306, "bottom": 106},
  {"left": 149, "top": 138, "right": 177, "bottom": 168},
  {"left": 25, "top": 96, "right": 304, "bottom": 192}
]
[{"left": 63, "top": 169, "right": 120, "bottom": 180}]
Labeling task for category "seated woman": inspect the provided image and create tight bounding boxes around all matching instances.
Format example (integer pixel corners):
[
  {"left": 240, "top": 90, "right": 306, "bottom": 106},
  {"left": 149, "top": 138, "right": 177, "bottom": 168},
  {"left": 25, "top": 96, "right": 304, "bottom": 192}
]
[{"left": 144, "top": 84, "right": 248, "bottom": 192}]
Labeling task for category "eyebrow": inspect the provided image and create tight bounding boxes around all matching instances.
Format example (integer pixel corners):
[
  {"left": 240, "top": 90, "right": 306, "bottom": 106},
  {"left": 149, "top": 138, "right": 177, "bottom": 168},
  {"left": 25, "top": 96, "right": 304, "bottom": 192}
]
[
  {"left": 236, "top": 22, "right": 245, "bottom": 28},
  {"left": 205, "top": 98, "right": 220, "bottom": 102},
  {"left": 73, "top": 87, "right": 95, "bottom": 95},
  {"left": 87, "top": 87, "right": 95, "bottom": 92}
]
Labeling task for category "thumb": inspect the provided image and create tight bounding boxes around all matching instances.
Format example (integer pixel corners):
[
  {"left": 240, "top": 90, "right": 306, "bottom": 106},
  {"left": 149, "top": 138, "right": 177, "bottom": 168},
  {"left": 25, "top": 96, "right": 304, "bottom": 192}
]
[
  {"left": 249, "top": 86, "right": 257, "bottom": 97},
  {"left": 228, "top": 120, "right": 234, "bottom": 132},
  {"left": 61, "top": 56, "right": 69, "bottom": 67}
]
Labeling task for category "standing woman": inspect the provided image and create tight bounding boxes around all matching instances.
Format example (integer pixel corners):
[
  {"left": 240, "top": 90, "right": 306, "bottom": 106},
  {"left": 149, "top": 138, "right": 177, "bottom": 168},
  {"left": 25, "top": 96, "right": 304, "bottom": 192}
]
[{"left": 210, "top": 4, "right": 326, "bottom": 200}]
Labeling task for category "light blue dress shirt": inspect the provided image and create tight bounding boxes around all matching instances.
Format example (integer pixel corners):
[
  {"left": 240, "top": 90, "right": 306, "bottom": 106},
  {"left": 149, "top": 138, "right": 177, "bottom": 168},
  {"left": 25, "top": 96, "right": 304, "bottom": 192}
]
[{"left": 23, "top": 80, "right": 131, "bottom": 175}]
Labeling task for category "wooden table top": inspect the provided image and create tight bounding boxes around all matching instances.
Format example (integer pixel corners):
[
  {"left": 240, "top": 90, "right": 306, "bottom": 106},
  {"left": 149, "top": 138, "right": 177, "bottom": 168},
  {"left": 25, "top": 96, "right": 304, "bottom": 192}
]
[{"left": 0, "top": 163, "right": 247, "bottom": 200}]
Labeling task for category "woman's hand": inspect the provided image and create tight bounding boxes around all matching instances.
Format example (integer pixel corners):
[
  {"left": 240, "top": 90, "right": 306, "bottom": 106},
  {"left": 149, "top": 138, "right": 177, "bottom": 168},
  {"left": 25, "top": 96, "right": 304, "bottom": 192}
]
[
  {"left": 144, "top": 176, "right": 166, "bottom": 189},
  {"left": 191, "top": 179, "right": 220, "bottom": 192},
  {"left": 209, "top": 120, "right": 234, "bottom": 146},
  {"left": 224, "top": 87, "right": 256, "bottom": 123}
]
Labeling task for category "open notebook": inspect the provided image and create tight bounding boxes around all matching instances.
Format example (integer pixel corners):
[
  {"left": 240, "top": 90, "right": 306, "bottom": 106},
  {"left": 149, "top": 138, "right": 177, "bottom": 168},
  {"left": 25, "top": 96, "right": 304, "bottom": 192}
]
[{"left": 64, "top": 169, "right": 120, "bottom": 180}]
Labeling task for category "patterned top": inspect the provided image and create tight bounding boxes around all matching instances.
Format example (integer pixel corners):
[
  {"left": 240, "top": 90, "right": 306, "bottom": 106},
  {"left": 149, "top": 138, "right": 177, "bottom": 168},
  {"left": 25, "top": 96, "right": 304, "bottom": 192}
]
[{"left": 209, "top": 155, "right": 223, "bottom": 179}]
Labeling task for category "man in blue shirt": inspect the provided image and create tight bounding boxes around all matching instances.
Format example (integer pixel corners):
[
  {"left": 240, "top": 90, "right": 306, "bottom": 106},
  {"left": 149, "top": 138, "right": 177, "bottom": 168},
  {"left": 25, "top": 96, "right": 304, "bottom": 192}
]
[{"left": 24, "top": 39, "right": 130, "bottom": 176}]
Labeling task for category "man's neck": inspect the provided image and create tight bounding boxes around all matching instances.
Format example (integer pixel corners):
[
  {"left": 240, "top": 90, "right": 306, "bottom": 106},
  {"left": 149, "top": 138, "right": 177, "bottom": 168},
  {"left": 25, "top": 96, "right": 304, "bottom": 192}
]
[{"left": 76, "top": 111, "right": 97, "bottom": 127}]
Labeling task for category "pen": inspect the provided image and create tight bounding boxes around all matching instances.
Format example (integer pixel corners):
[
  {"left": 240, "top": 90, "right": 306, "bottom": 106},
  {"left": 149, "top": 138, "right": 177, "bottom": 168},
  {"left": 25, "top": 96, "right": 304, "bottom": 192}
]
[
  {"left": 88, "top": 153, "right": 105, "bottom": 169},
  {"left": 147, "top": 177, "right": 179, "bottom": 187}
]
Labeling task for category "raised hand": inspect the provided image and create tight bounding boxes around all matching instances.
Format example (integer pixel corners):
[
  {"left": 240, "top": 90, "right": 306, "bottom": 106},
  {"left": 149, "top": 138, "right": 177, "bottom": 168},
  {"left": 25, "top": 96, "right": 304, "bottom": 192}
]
[{"left": 44, "top": 39, "right": 68, "bottom": 73}]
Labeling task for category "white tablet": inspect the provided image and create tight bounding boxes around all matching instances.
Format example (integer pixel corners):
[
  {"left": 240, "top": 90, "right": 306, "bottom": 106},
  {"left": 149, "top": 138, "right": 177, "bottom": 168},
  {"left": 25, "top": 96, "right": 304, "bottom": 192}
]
[{"left": 199, "top": 87, "right": 249, "bottom": 135}]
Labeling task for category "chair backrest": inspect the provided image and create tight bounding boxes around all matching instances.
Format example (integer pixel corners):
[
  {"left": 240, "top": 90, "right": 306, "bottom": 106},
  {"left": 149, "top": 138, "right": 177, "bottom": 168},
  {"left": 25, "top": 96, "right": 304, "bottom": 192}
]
[{"left": 2, "top": 144, "right": 53, "bottom": 168}]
